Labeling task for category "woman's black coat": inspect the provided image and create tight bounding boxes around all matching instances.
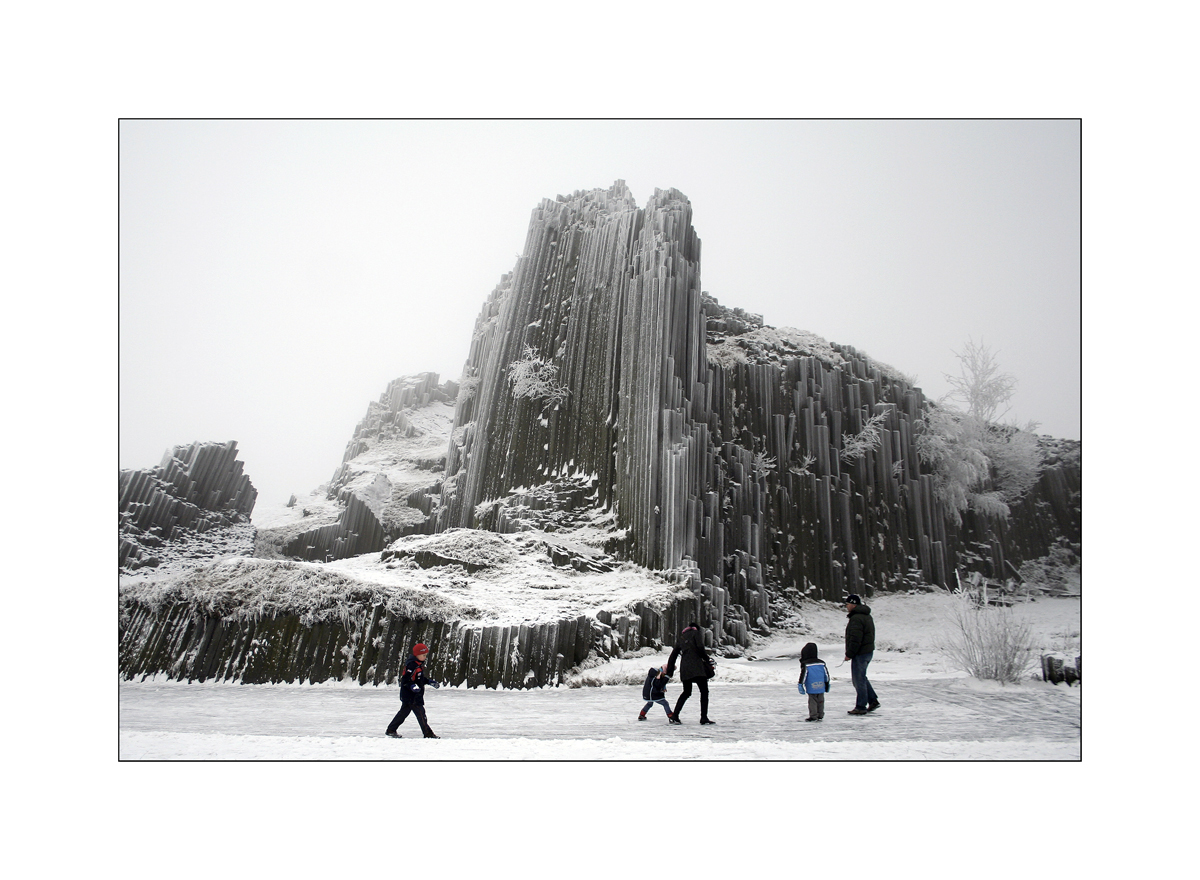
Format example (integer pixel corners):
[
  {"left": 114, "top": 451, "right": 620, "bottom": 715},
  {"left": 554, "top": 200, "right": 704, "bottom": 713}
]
[{"left": 666, "top": 626, "right": 710, "bottom": 682}]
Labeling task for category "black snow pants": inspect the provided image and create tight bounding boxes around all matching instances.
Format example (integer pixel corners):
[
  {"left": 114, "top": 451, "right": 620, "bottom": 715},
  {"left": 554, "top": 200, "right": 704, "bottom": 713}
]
[
  {"left": 672, "top": 677, "right": 710, "bottom": 722},
  {"left": 388, "top": 699, "right": 436, "bottom": 737}
]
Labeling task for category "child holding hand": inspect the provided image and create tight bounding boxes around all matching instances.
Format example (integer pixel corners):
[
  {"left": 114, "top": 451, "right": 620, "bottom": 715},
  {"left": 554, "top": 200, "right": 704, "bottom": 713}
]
[{"left": 639, "top": 665, "right": 674, "bottom": 721}]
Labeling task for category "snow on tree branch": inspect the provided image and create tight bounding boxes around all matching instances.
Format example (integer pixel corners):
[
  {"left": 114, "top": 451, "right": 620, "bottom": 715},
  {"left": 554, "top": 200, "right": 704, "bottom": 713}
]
[{"left": 841, "top": 409, "right": 891, "bottom": 463}]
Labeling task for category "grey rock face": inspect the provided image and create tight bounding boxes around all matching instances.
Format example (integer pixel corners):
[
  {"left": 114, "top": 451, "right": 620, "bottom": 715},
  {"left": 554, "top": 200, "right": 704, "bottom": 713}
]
[
  {"left": 435, "top": 181, "right": 1081, "bottom": 625},
  {"left": 119, "top": 440, "right": 257, "bottom": 572},
  {"left": 270, "top": 372, "right": 457, "bottom": 562}
]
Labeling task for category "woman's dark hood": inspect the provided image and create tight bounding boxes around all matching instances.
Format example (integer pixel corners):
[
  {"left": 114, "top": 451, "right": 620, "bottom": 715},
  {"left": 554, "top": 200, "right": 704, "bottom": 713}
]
[{"left": 800, "top": 642, "right": 819, "bottom": 662}]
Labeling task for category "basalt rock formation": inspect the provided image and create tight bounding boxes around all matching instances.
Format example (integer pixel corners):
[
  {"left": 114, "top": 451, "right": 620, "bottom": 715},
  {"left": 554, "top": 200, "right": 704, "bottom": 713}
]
[
  {"left": 118, "top": 535, "right": 701, "bottom": 688},
  {"left": 119, "top": 441, "right": 257, "bottom": 571},
  {"left": 119, "top": 181, "right": 1080, "bottom": 688},
  {"left": 434, "top": 181, "right": 1080, "bottom": 643}
]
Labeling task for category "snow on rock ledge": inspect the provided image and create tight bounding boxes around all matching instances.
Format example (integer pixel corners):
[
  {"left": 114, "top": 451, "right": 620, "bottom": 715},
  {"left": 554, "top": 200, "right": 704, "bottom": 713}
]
[{"left": 119, "top": 530, "right": 705, "bottom": 689}]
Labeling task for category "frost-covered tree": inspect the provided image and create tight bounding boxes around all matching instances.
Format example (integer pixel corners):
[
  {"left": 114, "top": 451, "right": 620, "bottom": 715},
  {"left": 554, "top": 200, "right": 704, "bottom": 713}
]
[
  {"left": 985, "top": 420, "right": 1043, "bottom": 503},
  {"left": 916, "top": 341, "right": 1043, "bottom": 522},
  {"left": 915, "top": 405, "right": 992, "bottom": 522},
  {"left": 944, "top": 338, "right": 1018, "bottom": 424}
]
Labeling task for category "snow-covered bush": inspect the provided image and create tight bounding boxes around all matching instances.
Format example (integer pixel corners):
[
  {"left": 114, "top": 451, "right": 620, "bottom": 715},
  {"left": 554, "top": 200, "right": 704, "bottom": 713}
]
[
  {"left": 789, "top": 454, "right": 816, "bottom": 477},
  {"left": 508, "top": 345, "right": 569, "bottom": 406},
  {"left": 457, "top": 374, "right": 479, "bottom": 403},
  {"left": 937, "top": 592, "right": 1037, "bottom": 684},
  {"left": 752, "top": 450, "right": 776, "bottom": 477}
]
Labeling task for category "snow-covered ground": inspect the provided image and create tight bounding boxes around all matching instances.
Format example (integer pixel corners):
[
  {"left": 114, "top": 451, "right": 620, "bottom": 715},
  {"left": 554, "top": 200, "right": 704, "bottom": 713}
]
[{"left": 120, "top": 593, "right": 1080, "bottom": 760}]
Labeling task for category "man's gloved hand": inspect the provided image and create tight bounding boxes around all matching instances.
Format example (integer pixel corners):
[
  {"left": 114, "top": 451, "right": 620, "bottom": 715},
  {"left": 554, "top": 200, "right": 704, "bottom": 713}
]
[
  {"left": 411, "top": 683, "right": 421, "bottom": 692},
  {"left": 428, "top": 680, "right": 441, "bottom": 689}
]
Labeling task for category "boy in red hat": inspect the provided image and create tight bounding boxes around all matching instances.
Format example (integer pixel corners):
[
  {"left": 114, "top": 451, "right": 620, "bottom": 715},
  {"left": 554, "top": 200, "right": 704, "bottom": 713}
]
[{"left": 386, "top": 643, "right": 441, "bottom": 739}]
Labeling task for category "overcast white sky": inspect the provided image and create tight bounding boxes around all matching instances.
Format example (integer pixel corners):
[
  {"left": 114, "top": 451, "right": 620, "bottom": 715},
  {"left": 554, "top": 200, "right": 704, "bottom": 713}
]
[{"left": 119, "top": 120, "right": 1079, "bottom": 509}]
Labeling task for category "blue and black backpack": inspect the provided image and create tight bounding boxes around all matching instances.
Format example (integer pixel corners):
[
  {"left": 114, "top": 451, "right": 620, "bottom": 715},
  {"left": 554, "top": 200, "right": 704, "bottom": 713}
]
[{"left": 798, "top": 659, "right": 830, "bottom": 695}]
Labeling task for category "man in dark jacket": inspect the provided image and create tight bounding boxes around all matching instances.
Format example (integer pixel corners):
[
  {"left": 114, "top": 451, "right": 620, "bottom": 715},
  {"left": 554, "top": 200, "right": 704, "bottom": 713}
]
[
  {"left": 843, "top": 595, "right": 880, "bottom": 715},
  {"left": 666, "top": 621, "right": 715, "bottom": 725},
  {"left": 386, "top": 642, "right": 441, "bottom": 738}
]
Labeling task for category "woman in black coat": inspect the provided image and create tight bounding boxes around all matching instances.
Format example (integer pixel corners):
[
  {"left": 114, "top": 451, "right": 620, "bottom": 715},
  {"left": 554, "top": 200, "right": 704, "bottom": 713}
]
[{"left": 665, "top": 621, "right": 715, "bottom": 725}]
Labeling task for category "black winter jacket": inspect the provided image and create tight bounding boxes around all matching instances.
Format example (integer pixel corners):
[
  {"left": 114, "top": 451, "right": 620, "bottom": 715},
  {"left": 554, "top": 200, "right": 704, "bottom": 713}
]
[
  {"left": 642, "top": 668, "right": 669, "bottom": 701},
  {"left": 666, "top": 626, "right": 710, "bottom": 682},
  {"left": 844, "top": 605, "right": 876, "bottom": 658},
  {"left": 400, "top": 654, "right": 437, "bottom": 702}
]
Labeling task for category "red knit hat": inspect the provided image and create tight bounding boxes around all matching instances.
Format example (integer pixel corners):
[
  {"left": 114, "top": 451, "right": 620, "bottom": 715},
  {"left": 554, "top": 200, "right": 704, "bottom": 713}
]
[{"left": 413, "top": 643, "right": 429, "bottom": 656}]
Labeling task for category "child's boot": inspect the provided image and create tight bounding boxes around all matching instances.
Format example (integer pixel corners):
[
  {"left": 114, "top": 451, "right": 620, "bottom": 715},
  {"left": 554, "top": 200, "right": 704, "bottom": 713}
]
[{"left": 638, "top": 711, "right": 647, "bottom": 721}]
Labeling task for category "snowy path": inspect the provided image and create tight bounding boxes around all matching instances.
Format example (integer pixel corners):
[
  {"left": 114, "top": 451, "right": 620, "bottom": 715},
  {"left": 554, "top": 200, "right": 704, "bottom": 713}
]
[{"left": 118, "top": 677, "right": 1080, "bottom": 760}]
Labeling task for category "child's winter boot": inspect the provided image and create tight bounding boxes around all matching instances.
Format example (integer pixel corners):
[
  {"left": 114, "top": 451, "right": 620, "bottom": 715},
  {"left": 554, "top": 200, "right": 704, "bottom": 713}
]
[{"left": 638, "top": 711, "right": 647, "bottom": 721}]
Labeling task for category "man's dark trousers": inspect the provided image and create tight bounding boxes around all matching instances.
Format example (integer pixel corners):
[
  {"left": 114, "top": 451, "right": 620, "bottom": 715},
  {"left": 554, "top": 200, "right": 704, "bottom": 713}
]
[{"left": 850, "top": 651, "right": 878, "bottom": 710}]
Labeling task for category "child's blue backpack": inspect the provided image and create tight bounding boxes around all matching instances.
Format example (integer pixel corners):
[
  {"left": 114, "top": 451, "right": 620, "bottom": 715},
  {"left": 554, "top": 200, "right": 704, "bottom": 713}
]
[{"left": 798, "top": 660, "right": 829, "bottom": 695}]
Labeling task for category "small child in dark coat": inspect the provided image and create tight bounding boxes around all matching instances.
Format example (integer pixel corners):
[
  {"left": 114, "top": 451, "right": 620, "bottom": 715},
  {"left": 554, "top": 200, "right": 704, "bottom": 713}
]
[
  {"left": 639, "top": 666, "right": 674, "bottom": 721},
  {"left": 386, "top": 642, "right": 441, "bottom": 739},
  {"left": 798, "top": 642, "right": 831, "bottom": 722}
]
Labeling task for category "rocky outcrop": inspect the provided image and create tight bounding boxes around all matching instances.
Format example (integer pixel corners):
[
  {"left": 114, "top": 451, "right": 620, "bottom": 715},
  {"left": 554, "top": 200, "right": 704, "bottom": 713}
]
[
  {"left": 117, "top": 553, "right": 701, "bottom": 688},
  {"left": 437, "top": 184, "right": 773, "bottom": 645},
  {"left": 119, "top": 441, "right": 257, "bottom": 571},
  {"left": 434, "top": 181, "right": 1080, "bottom": 637},
  {"left": 273, "top": 373, "right": 456, "bottom": 561},
  {"left": 958, "top": 438, "right": 1081, "bottom": 580},
  {"left": 118, "top": 599, "right": 701, "bottom": 689}
]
